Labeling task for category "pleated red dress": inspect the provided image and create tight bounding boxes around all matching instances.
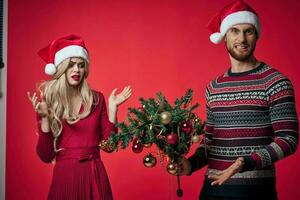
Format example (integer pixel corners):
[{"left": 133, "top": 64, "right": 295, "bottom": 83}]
[{"left": 36, "top": 91, "right": 115, "bottom": 200}]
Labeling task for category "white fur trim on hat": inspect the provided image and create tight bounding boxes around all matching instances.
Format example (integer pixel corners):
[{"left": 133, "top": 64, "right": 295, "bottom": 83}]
[
  {"left": 220, "top": 11, "right": 260, "bottom": 35},
  {"left": 211, "top": 11, "right": 260, "bottom": 44},
  {"left": 210, "top": 32, "right": 223, "bottom": 44},
  {"left": 45, "top": 63, "right": 57, "bottom": 75},
  {"left": 54, "top": 45, "right": 89, "bottom": 67}
]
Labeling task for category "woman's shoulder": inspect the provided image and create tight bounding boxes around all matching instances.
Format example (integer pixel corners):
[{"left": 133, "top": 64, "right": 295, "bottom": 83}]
[
  {"left": 92, "top": 90, "right": 104, "bottom": 99},
  {"left": 91, "top": 90, "right": 106, "bottom": 107}
]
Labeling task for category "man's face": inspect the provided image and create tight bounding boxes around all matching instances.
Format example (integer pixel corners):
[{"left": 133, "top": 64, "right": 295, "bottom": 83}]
[{"left": 224, "top": 24, "right": 258, "bottom": 61}]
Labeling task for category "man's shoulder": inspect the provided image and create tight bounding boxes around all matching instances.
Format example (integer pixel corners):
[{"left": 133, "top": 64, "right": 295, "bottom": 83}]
[
  {"left": 206, "top": 70, "right": 227, "bottom": 88},
  {"left": 262, "top": 62, "right": 291, "bottom": 81}
]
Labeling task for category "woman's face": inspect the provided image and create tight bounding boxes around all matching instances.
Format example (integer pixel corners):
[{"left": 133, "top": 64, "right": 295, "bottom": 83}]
[{"left": 65, "top": 57, "right": 86, "bottom": 87}]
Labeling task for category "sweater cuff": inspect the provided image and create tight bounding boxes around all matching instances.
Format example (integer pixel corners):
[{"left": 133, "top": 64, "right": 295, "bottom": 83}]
[
  {"left": 187, "top": 156, "right": 197, "bottom": 175},
  {"left": 240, "top": 156, "right": 256, "bottom": 172},
  {"left": 188, "top": 153, "right": 204, "bottom": 175}
]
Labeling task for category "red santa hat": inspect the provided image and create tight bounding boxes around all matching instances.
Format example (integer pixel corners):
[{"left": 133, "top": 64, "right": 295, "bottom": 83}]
[
  {"left": 207, "top": 0, "right": 260, "bottom": 44},
  {"left": 38, "top": 34, "right": 89, "bottom": 76}
]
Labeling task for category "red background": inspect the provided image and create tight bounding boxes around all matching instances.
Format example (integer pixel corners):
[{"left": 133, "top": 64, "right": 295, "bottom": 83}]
[{"left": 6, "top": 0, "right": 300, "bottom": 199}]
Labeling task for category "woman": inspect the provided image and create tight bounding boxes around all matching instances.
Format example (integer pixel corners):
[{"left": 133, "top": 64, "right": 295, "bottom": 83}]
[{"left": 27, "top": 34, "right": 131, "bottom": 200}]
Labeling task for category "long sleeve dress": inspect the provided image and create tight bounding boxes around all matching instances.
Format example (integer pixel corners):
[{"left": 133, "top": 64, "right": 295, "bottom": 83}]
[{"left": 36, "top": 91, "right": 115, "bottom": 200}]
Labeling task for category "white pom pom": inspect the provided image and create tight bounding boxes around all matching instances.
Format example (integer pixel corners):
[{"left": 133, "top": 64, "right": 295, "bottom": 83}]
[
  {"left": 45, "top": 63, "right": 57, "bottom": 75},
  {"left": 210, "top": 32, "right": 223, "bottom": 44}
]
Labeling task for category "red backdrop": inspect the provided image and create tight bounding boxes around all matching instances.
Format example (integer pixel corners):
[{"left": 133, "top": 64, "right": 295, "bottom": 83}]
[{"left": 6, "top": 0, "right": 300, "bottom": 199}]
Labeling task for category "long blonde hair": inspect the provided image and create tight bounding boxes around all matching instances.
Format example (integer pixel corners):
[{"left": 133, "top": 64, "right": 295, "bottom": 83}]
[{"left": 38, "top": 57, "right": 98, "bottom": 151}]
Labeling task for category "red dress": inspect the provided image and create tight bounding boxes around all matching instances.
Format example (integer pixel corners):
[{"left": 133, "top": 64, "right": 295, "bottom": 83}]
[{"left": 36, "top": 91, "right": 115, "bottom": 200}]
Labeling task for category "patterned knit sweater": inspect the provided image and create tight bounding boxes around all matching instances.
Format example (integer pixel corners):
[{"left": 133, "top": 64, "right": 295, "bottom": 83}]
[{"left": 189, "top": 62, "right": 299, "bottom": 198}]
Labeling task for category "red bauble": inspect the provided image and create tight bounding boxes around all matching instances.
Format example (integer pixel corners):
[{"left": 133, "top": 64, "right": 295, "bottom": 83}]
[
  {"left": 166, "top": 133, "right": 179, "bottom": 145},
  {"left": 181, "top": 121, "right": 192, "bottom": 134},
  {"left": 132, "top": 139, "right": 143, "bottom": 153}
]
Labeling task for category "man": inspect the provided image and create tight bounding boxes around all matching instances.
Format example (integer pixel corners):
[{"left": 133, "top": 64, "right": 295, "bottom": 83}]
[{"left": 176, "top": 1, "right": 299, "bottom": 199}]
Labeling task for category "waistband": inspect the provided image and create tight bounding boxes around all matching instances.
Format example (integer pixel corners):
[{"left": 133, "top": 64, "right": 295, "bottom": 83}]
[{"left": 55, "top": 146, "right": 100, "bottom": 162}]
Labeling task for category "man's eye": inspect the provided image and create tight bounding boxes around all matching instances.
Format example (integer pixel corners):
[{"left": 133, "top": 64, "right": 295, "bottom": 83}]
[
  {"left": 246, "top": 29, "right": 254, "bottom": 34},
  {"left": 231, "top": 28, "right": 239, "bottom": 33}
]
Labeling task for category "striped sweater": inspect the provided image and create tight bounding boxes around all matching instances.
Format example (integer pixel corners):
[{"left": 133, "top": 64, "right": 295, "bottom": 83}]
[{"left": 189, "top": 62, "right": 299, "bottom": 198}]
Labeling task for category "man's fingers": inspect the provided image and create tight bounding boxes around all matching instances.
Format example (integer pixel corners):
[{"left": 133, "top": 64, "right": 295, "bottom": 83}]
[
  {"left": 208, "top": 173, "right": 219, "bottom": 180},
  {"left": 211, "top": 179, "right": 225, "bottom": 186}
]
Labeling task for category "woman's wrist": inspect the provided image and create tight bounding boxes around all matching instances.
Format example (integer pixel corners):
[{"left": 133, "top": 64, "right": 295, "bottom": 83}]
[{"left": 108, "top": 104, "right": 118, "bottom": 113}]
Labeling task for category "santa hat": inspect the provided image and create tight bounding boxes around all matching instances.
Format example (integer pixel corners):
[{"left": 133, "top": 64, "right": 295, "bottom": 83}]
[
  {"left": 38, "top": 34, "right": 89, "bottom": 76},
  {"left": 207, "top": 0, "right": 260, "bottom": 44}
]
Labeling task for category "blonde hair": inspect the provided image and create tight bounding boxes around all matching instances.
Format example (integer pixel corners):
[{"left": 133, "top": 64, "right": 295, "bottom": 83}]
[{"left": 38, "top": 57, "right": 99, "bottom": 151}]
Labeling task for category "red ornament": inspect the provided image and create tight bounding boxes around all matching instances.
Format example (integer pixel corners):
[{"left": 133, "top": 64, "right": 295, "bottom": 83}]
[
  {"left": 132, "top": 139, "right": 143, "bottom": 153},
  {"left": 181, "top": 121, "right": 192, "bottom": 134},
  {"left": 166, "top": 133, "right": 179, "bottom": 145}
]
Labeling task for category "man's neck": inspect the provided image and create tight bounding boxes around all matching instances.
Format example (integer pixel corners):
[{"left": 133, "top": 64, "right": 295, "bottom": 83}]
[{"left": 230, "top": 55, "right": 259, "bottom": 73}]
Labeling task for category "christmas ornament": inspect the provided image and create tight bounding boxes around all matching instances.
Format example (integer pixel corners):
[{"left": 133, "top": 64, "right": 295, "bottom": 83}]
[
  {"left": 99, "top": 140, "right": 114, "bottom": 153},
  {"left": 192, "top": 135, "right": 201, "bottom": 143},
  {"left": 108, "top": 89, "right": 206, "bottom": 198},
  {"left": 166, "top": 133, "right": 179, "bottom": 145},
  {"left": 132, "top": 139, "right": 143, "bottom": 153},
  {"left": 143, "top": 143, "right": 152, "bottom": 148},
  {"left": 137, "top": 107, "right": 145, "bottom": 113},
  {"left": 143, "top": 153, "right": 157, "bottom": 168},
  {"left": 160, "top": 111, "right": 172, "bottom": 125},
  {"left": 167, "top": 162, "right": 179, "bottom": 175},
  {"left": 181, "top": 121, "right": 192, "bottom": 134}
]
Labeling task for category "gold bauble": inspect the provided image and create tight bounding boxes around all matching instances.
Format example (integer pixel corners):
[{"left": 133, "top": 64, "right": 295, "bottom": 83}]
[
  {"left": 143, "top": 143, "right": 152, "bottom": 148},
  {"left": 192, "top": 135, "right": 200, "bottom": 143},
  {"left": 160, "top": 111, "right": 172, "bottom": 125},
  {"left": 143, "top": 153, "right": 157, "bottom": 168},
  {"left": 166, "top": 162, "right": 178, "bottom": 175}
]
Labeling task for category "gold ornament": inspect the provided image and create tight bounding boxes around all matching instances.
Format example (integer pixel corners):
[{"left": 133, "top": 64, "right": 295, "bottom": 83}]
[
  {"left": 99, "top": 140, "right": 114, "bottom": 153},
  {"left": 160, "top": 111, "right": 172, "bottom": 125},
  {"left": 166, "top": 162, "right": 178, "bottom": 175},
  {"left": 143, "top": 143, "right": 152, "bottom": 148},
  {"left": 192, "top": 135, "right": 200, "bottom": 143},
  {"left": 143, "top": 153, "right": 157, "bottom": 168}
]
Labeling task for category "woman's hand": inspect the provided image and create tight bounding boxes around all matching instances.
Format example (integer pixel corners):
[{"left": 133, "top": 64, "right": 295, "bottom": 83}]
[
  {"left": 107, "top": 86, "right": 132, "bottom": 123},
  {"left": 208, "top": 157, "right": 244, "bottom": 186},
  {"left": 27, "top": 92, "right": 49, "bottom": 118},
  {"left": 108, "top": 86, "right": 132, "bottom": 109}
]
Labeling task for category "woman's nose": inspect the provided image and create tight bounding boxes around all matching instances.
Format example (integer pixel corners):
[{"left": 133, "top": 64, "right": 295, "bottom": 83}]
[{"left": 73, "top": 64, "right": 79, "bottom": 72}]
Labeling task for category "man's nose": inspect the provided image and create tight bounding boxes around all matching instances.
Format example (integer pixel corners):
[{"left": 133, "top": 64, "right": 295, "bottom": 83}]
[{"left": 237, "top": 32, "right": 246, "bottom": 42}]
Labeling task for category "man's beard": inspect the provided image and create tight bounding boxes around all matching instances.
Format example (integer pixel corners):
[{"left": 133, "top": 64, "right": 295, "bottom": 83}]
[{"left": 226, "top": 42, "right": 256, "bottom": 61}]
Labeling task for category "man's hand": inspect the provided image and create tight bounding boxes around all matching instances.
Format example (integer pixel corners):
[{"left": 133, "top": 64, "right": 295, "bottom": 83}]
[{"left": 208, "top": 157, "right": 244, "bottom": 186}]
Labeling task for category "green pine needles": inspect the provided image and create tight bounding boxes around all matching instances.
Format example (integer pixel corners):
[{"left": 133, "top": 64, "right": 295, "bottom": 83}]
[{"left": 109, "top": 89, "right": 205, "bottom": 161}]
